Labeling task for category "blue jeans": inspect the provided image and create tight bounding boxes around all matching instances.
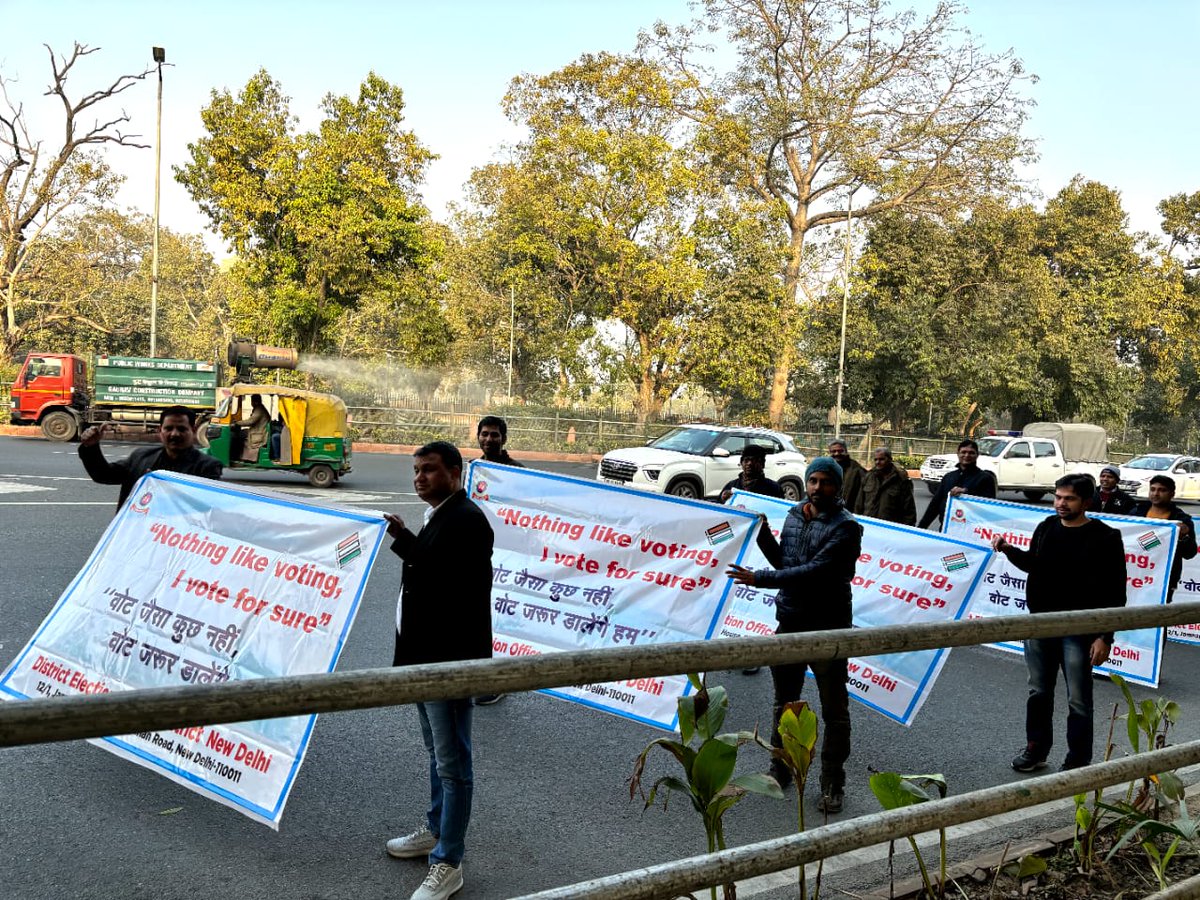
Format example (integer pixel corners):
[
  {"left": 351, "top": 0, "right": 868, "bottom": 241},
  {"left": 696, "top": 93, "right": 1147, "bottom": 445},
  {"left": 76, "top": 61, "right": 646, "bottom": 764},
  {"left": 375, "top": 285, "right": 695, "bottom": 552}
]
[
  {"left": 417, "top": 699, "right": 473, "bottom": 867},
  {"left": 1024, "top": 636, "right": 1095, "bottom": 766}
]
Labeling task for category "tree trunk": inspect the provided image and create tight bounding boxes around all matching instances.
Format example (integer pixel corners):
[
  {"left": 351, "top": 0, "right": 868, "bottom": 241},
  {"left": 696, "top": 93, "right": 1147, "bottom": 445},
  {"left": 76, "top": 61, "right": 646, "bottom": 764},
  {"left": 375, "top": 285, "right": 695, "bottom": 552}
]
[
  {"left": 767, "top": 229, "right": 807, "bottom": 428},
  {"left": 634, "top": 333, "right": 664, "bottom": 425}
]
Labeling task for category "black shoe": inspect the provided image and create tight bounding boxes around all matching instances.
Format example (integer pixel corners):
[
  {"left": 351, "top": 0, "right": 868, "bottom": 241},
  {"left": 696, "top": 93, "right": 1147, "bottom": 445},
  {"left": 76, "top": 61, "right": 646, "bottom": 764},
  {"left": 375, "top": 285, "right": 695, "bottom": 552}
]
[
  {"left": 1012, "top": 746, "right": 1048, "bottom": 773},
  {"left": 742, "top": 667, "right": 761, "bottom": 675},
  {"left": 1061, "top": 758, "right": 1089, "bottom": 771},
  {"left": 768, "top": 762, "right": 793, "bottom": 790},
  {"left": 818, "top": 790, "right": 844, "bottom": 814},
  {"left": 473, "top": 694, "right": 504, "bottom": 706}
]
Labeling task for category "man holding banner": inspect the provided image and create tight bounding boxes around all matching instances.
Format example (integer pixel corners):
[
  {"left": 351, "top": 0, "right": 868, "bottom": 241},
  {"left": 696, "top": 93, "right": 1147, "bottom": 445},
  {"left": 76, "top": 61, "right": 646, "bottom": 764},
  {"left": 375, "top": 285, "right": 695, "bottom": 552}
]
[
  {"left": 79, "top": 406, "right": 223, "bottom": 511},
  {"left": 727, "top": 457, "right": 862, "bottom": 814},
  {"left": 1132, "top": 475, "right": 1197, "bottom": 603},
  {"left": 990, "top": 473, "right": 1126, "bottom": 773},
  {"left": 383, "top": 441, "right": 494, "bottom": 900}
]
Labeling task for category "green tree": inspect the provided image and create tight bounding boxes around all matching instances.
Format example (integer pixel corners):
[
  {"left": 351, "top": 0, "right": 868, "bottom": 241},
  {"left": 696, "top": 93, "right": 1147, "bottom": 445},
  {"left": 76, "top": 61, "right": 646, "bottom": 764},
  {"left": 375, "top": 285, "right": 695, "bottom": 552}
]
[
  {"left": 1158, "top": 190, "right": 1200, "bottom": 269},
  {"left": 176, "top": 70, "right": 438, "bottom": 356},
  {"left": 1, "top": 43, "right": 149, "bottom": 364},
  {"left": 482, "top": 52, "right": 713, "bottom": 422},
  {"left": 644, "top": 0, "right": 1034, "bottom": 426},
  {"left": 832, "top": 179, "right": 1183, "bottom": 435},
  {"left": 15, "top": 208, "right": 220, "bottom": 359},
  {"left": 450, "top": 162, "right": 606, "bottom": 403}
]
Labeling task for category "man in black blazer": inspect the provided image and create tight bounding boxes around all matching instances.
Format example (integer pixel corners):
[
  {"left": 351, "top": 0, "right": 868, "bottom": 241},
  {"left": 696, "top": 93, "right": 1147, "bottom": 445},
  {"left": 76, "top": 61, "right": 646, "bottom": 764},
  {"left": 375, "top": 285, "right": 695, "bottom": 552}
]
[{"left": 383, "top": 441, "right": 494, "bottom": 900}]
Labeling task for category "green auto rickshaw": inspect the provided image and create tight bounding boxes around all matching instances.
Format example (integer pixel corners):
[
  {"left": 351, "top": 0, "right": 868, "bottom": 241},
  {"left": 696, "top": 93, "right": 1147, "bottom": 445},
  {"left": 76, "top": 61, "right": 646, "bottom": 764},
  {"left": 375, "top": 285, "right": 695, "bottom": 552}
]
[{"left": 200, "top": 383, "right": 352, "bottom": 487}]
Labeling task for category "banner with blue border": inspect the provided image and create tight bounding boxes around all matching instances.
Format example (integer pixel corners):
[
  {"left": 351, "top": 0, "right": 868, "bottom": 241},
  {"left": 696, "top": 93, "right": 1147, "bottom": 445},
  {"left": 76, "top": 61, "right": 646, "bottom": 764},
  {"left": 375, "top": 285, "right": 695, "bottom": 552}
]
[
  {"left": 943, "top": 494, "right": 1171, "bottom": 687},
  {"left": 724, "top": 490, "right": 991, "bottom": 726},
  {"left": 0, "top": 471, "right": 386, "bottom": 828},
  {"left": 466, "top": 462, "right": 760, "bottom": 730}
]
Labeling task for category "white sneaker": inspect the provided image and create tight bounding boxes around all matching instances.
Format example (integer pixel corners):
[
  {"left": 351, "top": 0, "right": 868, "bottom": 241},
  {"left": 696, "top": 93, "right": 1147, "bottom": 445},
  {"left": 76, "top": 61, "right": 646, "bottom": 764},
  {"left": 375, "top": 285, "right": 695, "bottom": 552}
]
[
  {"left": 410, "top": 862, "right": 463, "bottom": 900},
  {"left": 386, "top": 825, "right": 438, "bottom": 859}
]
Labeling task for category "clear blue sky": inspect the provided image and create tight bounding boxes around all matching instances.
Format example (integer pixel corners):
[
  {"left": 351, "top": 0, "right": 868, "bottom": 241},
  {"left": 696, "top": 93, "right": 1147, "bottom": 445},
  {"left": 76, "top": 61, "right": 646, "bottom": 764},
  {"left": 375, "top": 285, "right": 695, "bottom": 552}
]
[{"left": 5, "top": 0, "right": 1198, "bottom": 254}]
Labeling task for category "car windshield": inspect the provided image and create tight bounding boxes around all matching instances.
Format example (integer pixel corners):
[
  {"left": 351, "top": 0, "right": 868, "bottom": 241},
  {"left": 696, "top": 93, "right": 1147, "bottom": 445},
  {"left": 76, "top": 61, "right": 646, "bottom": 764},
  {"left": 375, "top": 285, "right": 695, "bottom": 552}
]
[
  {"left": 1126, "top": 456, "right": 1173, "bottom": 471},
  {"left": 649, "top": 427, "right": 720, "bottom": 455},
  {"left": 976, "top": 438, "right": 1008, "bottom": 458}
]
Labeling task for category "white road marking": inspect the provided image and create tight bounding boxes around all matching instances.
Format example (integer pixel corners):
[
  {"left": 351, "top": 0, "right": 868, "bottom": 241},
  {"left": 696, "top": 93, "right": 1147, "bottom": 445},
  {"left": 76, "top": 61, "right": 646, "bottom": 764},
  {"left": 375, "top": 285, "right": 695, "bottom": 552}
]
[
  {"left": 0, "top": 501, "right": 113, "bottom": 506},
  {"left": 0, "top": 473, "right": 91, "bottom": 482},
  {"left": 0, "top": 481, "right": 56, "bottom": 494}
]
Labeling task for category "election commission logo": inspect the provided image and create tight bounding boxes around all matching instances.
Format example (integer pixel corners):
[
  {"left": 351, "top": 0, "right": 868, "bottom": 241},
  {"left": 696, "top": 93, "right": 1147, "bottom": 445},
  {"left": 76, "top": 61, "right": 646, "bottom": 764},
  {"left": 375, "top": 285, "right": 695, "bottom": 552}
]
[
  {"left": 472, "top": 479, "right": 490, "bottom": 501},
  {"left": 130, "top": 490, "right": 154, "bottom": 515},
  {"left": 336, "top": 533, "right": 362, "bottom": 567}
]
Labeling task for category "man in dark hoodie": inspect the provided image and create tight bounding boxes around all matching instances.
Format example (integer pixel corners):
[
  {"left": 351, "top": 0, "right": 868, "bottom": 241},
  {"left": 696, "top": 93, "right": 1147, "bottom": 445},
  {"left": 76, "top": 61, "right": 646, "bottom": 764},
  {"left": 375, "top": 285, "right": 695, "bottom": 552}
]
[
  {"left": 1091, "top": 465, "right": 1136, "bottom": 515},
  {"left": 727, "top": 456, "right": 862, "bottom": 814},
  {"left": 992, "top": 473, "right": 1126, "bottom": 773}
]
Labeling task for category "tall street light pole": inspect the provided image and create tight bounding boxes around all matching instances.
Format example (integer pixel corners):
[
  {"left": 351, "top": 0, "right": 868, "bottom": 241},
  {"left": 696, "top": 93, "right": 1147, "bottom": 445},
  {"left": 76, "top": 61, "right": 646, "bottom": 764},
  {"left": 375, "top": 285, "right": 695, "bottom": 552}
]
[
  {"left": 834, "top": 188, "right": 854, "bottom": 440},
  {"left": 150, "top": 46, "right": 165, "bottom": 358},
  {"left": 507, "top": 284, "right": 515, "bottom": 400}
]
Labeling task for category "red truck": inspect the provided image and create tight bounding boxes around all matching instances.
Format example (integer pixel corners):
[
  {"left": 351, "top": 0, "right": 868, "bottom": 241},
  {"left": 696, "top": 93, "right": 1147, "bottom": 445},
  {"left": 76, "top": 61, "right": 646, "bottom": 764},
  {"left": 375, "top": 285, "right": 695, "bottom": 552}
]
[{"left": 8, "top": 353, "right": 220, "bottom": 442}]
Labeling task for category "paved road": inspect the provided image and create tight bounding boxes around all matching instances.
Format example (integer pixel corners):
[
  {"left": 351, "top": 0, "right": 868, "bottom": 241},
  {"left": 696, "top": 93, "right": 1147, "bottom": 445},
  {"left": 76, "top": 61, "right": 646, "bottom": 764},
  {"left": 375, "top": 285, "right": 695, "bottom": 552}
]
[{"left": 3, "top": 435, "right": 1199, "bottom": 900}]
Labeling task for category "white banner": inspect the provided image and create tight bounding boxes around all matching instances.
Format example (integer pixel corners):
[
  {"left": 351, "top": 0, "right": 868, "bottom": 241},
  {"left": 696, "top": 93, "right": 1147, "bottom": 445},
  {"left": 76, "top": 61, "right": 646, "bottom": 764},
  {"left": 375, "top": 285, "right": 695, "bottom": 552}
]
[
  {"left": 943, "top": 495, "right": 1172, "bottom": 687},
  {"left": 466, "top": 462, "right": 761, "bottom": 730},
  {"left": 722, "top": 491, "right": 992, "bottom": 726},
  {"left": 0, "top": 472, "right": 386, "bottom": 828},
  {"left": 1170, "top": 555, "right": 1200, "bottom": 645}
]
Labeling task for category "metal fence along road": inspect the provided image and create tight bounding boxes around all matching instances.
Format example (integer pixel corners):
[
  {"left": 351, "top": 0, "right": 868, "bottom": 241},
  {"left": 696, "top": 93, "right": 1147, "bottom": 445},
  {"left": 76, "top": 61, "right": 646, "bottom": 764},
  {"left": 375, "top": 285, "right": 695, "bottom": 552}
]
[{"left": 5, "top": 604, "right": 1200, "bottom": 899}]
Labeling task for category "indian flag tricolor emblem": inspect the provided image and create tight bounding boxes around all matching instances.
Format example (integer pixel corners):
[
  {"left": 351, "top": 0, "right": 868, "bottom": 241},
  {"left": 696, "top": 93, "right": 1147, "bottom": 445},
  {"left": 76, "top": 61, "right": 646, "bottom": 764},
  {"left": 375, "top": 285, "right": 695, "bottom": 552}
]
[
  {"left": 1138, "top": 531, "right": 1162, "bottom": 551},
  {"left": 941, "top": 552, "right": 969, "bottom": 572},
  {"left": 706, "top": 521, "right": 735, "bottom": 546},
  {"left": 336, "top": 533, "right": 362, "bottom": 567}
]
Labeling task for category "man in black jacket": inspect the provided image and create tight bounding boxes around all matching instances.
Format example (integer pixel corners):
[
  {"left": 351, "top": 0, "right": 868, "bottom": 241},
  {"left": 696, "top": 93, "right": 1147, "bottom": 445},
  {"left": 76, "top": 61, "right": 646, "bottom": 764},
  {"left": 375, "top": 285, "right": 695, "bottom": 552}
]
[
  {"left": 383, "top": 441, "right": 494, "bottom": 900},
  {"left": 918, "top": 439, "right": 998, "bottom": 530},
  {"left": 719, "top": 443, "right": 785, "bottom": 502},
  {"left": 727, "top": 456, "right": 862, "bottom": 814},
  {"left": 78, "top": 406, "right": 223, "bottom": 512},
  {"left": 828, "top": 440, "right": 866, "bottom": 511},
  {"left": 474, "top": 414, "right": 521, "bottom": 706},
  {"left": 1133, "top": 475, "right": 1198, "bottom": 602},
  {"left": 992, "top": 473, "right": 1127, "bottom": 772},
  {"left": 1091, "top": 465, "right": 1137, "bottom": 515},
  {"left": 477, "top": 415, "right": 524, "bottom": 468}
]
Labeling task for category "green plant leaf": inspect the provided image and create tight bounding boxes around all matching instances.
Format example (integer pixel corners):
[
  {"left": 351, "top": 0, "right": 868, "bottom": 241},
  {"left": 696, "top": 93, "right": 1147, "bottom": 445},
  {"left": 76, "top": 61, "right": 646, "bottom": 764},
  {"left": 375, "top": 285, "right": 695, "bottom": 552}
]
[
  {"left": 1164, "top": 700, "right": 1182, "bottom": 724},
  {"left": 1111, "top": 673, "right": 1142, "bottom": 752},
  {"left": 695, "top": 685, "right": 729, "bottom": 739},
  {"left": 1004, "top": 854, "right": 1048, "bottom": 878},
  {"left": 678, "top": 694, "right": 697, "bottom": 746},
  {"left": 730, "top": 772, "right": 785, "bottom": 799},
  {"left": 645, "top": 775, "right": 702, "bottom": 814},
  {"left": 707, "top": 788, "right": 747, "bottom": 822},
  {"left": 691, "top": 738, "right": 738, "bottom": 804},
  {"left": 870, "top": 772, "right": 914, "bottom": 810},
  {"left": 1158, "top": 771, "right": 1185, "bottom": 802}
]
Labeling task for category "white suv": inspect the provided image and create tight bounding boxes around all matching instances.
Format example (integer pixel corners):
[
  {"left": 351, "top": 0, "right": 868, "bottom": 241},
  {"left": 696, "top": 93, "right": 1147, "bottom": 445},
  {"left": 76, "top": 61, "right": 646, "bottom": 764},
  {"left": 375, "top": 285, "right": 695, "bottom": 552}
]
[{"left": 597, "top": 424, "right": 809, "bottom": 501}]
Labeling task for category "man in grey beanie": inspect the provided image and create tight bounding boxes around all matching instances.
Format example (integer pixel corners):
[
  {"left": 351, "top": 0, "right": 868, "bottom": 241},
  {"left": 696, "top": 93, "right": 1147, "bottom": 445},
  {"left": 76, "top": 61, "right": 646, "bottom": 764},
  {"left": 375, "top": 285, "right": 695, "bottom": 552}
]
[
  {"left": 727, "top": 456, "right": 862, "bottom": 814},
  {"left": 1090, "top": 465, "right": 1136, "bottom": 515}
]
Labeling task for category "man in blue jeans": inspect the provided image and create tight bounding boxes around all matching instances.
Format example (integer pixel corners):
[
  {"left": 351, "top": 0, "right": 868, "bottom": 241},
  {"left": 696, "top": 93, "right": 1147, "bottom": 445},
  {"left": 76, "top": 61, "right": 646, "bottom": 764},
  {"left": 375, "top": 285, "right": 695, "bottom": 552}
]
[
  {"left": 383, "top": 441, "right": 494, "bottom": 900},
  {"left": 991, "top": 473, "right": 1127, "bottom": 772}
]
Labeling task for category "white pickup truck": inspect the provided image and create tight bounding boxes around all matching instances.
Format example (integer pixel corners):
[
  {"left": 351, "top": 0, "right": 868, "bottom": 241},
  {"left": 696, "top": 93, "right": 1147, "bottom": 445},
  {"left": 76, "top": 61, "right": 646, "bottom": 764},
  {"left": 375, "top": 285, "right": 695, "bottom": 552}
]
[{"left": 918, "top": 422, "right": 1109, "bottom": 501}]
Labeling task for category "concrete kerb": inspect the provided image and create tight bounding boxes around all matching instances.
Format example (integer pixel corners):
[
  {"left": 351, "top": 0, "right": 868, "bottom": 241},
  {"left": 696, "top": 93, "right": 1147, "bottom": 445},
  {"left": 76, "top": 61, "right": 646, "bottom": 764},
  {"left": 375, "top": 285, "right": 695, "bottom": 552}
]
[{"left": 849, "top": 765, "right": 1200, "bottom": 900}]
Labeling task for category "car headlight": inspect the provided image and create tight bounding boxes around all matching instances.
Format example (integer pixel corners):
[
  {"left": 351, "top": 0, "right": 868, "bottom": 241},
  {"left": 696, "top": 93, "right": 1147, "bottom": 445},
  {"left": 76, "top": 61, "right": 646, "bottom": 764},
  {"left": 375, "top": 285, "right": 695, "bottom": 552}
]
[{"left": 642, "top": 467, "right": 662, "bottom": 482}]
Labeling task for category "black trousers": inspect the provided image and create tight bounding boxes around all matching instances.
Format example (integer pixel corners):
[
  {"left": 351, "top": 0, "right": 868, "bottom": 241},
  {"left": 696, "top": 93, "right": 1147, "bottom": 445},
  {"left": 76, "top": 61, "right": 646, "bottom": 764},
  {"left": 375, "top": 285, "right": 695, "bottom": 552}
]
[{"left": 770, "top": 622, "right": 852, "bottom": 792}]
